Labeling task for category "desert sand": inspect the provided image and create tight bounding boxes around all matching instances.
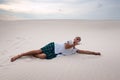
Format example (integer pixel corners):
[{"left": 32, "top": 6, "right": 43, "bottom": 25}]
[{"left": 0, "top": 20, "right": 120, "bottom": 80}]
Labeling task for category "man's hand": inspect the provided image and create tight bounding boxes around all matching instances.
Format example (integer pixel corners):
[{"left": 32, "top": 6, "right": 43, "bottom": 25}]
[
  {"left": 73, "top": 42, "right": 79, "bottom": 46},
  {"left": 65, "top": 41, "right": 79, "bottom": 49}
]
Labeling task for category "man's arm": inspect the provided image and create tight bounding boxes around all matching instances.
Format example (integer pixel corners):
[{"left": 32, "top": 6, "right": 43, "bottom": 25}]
[
  {"left": 64, "top": 41, "right": 75, "bottom": 49},
  {"left": 76, "top": 49, "right": 101, "bottom": 55},
  {"left": 65, "top": 41, "right": 80, "bottom": 49}
]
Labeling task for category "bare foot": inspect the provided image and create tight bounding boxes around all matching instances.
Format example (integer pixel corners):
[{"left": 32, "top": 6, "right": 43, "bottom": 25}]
[{"left": 11, "top": 55, "right": 21, "bottom": 62}]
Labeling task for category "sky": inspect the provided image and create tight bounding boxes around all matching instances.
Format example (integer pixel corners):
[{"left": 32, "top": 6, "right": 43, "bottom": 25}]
[{"left": 0, "top": 0, "right": 120, "bottom": 20}]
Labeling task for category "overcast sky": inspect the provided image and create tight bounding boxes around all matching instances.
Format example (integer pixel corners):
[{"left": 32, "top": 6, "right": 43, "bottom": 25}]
[{"left": 0, "top": 0, "right": 120, "bottom": 20}]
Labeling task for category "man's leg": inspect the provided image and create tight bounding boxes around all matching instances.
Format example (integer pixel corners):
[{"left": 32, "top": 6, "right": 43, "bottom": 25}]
[
  {"left": 11, "top": 49, "right": 42, "bottom": 62},
  {"left": 77, "top": 49, "right": 101, "bottom": 55},
  {"left": 33, "top": 53, "right": 46, "bottom": 59}
]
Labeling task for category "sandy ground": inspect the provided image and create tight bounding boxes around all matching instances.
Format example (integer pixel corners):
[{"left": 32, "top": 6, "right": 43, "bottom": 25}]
[{"left": 0, "top": 20, "right": 120, "bottom": 80}]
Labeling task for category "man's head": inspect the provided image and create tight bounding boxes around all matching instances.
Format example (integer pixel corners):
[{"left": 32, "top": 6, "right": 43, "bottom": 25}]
[{"left": 74, "top": 36, "right": 81, "bottom": 43}]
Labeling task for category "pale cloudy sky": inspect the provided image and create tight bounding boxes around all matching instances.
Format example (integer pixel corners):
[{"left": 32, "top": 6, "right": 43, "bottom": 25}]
[{"left": 0, "top": 0, "right": 120, "bottom": 20}]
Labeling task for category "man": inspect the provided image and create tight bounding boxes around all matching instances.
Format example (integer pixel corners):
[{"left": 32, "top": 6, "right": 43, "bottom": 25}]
[{"left": 11, "top": 36, "right": 101, "bottom": 62}]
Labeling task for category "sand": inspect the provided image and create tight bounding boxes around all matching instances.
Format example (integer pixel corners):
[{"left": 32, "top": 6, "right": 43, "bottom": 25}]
[{"left": 0, "top": 20, "right": 120, "bottom": 80}]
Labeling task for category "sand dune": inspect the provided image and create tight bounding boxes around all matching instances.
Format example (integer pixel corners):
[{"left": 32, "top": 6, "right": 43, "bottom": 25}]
[{"left": 0, "top": 20, "right": 120, "bottom": 80}]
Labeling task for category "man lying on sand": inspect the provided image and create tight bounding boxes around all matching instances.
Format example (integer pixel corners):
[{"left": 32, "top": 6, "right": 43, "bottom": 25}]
[{"left": 11, "top": 36, "right": 101, "bottom": 62}]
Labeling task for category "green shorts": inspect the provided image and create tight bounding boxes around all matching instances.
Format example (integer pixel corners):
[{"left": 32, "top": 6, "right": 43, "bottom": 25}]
[{"left": 41, "top": 42, "right": 57, "bottom": 59}]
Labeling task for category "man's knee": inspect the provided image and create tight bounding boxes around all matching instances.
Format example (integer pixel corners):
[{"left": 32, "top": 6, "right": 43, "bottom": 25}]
[
  {"left": 40, "top": 54, "right": 46, "bottom": 59},
  {"left": 34, "top": 53, "right": 46, "bottom": 59}
]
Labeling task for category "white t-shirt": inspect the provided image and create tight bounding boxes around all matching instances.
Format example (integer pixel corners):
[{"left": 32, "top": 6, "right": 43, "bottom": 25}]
[{"left": 54, "top": 40, "right": 77, "bottom": 56}]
